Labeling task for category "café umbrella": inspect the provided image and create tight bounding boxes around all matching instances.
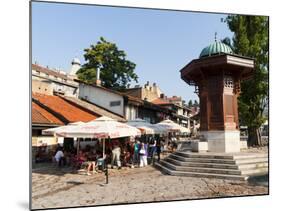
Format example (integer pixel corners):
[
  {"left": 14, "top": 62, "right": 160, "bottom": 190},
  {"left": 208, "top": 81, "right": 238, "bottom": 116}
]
[
  {"left": 42, "top": 121, "right": 85, "bottom": 136},
  {"left": 127, "top": 118, "right": 166, "bottom": 135},
  {"left": 156, "top": 119, "right": 190, "bottom": 134},
  {"left": 56, "top": 116, "right": 141, "bottom": 158}
]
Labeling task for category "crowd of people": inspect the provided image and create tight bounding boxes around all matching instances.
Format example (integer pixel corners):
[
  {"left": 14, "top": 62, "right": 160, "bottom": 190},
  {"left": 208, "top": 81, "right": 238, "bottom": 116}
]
[{"left": 35, "top": 135, "right": 180, "bottom": 176}]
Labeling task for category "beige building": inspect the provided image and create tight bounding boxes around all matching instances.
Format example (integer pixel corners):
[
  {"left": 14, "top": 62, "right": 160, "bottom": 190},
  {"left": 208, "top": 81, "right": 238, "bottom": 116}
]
[
  {"left": 32, "top": 79, "right": 53, "bottom": 95},
  {"left": 32, "top": 59, "right": 80, "bottom": 97},
  {"left": 124, "top": 81, "right": 163, "bottom": 102}
]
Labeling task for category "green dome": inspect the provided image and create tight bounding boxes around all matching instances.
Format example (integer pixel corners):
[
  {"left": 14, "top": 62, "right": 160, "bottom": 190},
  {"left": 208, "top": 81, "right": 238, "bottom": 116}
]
[{"left": 199, "top": 41, "right": 233, "bottom": 58}]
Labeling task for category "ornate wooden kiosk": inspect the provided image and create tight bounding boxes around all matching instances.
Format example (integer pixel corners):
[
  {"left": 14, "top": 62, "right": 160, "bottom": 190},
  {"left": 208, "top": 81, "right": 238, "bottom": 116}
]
[{"left": 181, "top": 41, "right": 254, "bottom": 152}]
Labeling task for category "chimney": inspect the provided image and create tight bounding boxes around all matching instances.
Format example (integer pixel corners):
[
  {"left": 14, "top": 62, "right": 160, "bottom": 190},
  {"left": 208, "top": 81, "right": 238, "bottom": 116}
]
[{"left": 95, "top": 67, "right": 101, "bottom": 86}]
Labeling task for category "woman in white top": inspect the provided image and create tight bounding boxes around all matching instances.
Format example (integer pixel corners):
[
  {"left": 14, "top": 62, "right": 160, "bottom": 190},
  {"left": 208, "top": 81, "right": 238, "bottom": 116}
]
[{"left": 54, "top": 148, "right": 65, "bottom": 166}]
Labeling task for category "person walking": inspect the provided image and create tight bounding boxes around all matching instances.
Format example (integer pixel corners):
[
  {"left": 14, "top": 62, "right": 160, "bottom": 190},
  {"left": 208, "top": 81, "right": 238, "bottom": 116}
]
[
  {"left": 132, "top": 140, "right": 140, "bottom": 167},
  {"left": 156, "top": 138, "right": 161, "bottom": 162},
  {"left": 148, "top": 136, "right": 156, "bottom": 164},
  {"left": 111, "top": 141, "right": 121, "bottom": 169},
  {"left": 139, "top": 142, "right": 148, "bottom": 167}
]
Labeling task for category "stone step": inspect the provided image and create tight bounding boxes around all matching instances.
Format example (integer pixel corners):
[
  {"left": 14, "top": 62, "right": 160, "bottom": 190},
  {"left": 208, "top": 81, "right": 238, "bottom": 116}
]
[
  {"left": 241, "top": 167, "right": 268, "bottom": 175},
  {"left": 166, "top": 157, "right": 268, "bottom": 171},
  {"left": 238, "top": 162, "right": 268, "bottom": 170},
  {"left": 235, "top": 157, "right": 268, "bottom": 164},
  {"left": 233, "top": 154, "right": 268, "bottom": 160},
  {"left": 169, "top": 154, "right": 237, "bottom": 164},
  {"left": 170, "top": 153, "right": 268, "bottom": 165},
  {"left": 175, "top": 151, "right": 267, "bottom": 160},
  {"left": 165, "top": 157, "right": 239, "bottom": 169},
  {"left": 175, "top": 151, "right": 234, "bottom": 159},
  {"left": 160, "top": 160, "right": 242, "bottom": 175},
  {"left": 154, "top": 162, "right": 248, "bottom": 181}
]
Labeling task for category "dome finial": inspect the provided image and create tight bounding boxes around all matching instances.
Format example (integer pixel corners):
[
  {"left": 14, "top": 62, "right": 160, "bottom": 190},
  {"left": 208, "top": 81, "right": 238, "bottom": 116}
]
[{"left": 215, "top": 32, "right": 217, "bottom": 42}]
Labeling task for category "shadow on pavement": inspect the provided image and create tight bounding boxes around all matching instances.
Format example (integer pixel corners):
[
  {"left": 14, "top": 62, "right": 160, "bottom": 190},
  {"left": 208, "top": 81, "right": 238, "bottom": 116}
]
[
  {"left": 32, "top": 163, "right": 79, "bottom": 176},
  {"left": 247, "top": 174, "right": 269, "bottom": 187}
]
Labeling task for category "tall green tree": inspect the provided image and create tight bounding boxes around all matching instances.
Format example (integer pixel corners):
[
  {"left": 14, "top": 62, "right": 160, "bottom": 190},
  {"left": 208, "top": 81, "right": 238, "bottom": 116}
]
[
  {"left": 77, "top": 37, "right": 138, "bottom": 90},
  {"left": 188, "top": 100, "right": 193, "bottom": 107},
  {"left": 194, "top": 100, "right": 199, "bottom": 107},
  {"left": 225, "top": 15, "right": 269, "bottom": 146}
]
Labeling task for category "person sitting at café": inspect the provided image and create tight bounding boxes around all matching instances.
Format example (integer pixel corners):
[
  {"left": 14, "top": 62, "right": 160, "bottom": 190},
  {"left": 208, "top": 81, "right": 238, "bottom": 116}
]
[
  {"left": 74, "top": 150, "right": 87, "bottom": 169},
  {"left": 122, "top": 147, "right": 131, "bottom": 167},
  {"left": 54, "top": 147, "right": 66, "bottom": 167},
  {"left": 85, "top": 152, "right": 97, "bottom": 176}
]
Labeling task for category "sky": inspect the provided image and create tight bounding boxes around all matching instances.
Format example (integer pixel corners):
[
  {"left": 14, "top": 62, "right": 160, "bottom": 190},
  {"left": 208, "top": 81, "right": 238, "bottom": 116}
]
[{"left": 32, "top": 1, "right": 234, "bottom": 102}]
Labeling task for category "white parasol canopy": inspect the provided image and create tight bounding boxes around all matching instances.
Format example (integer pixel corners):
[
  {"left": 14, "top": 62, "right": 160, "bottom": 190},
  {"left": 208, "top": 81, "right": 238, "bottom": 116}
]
[
  {"left": 55, "top": 116, "right": 141, "bottom": 158},
  {"left": 127, "top": 118, "right": 166, "bottom": 135},
  {"left": 56, "top": 116, "right": 141, "bottom": 139},
  {"left": 156, "top": 119, "right": 190, "bottom": 134},
  {"left": 42, "top": 121, "right": 86, "bottom": 136}
]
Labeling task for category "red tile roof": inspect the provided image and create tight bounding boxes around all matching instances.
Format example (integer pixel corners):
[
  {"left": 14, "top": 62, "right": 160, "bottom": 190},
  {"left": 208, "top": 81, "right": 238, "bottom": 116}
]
[
  {"left": 32, "top": 102, "right": 64, "bottom": 125},
  {"left": 32, "top": 93, "right": 98, "bottom": 123},
  {"left": 151, "top": 98, "right": 173, "bottom": 105},
  {"left": 167, "top": 96, "right": 181, "bottom": 101},
  {"left": 60, "top": 95, "right": 126, "bottom": 122}
]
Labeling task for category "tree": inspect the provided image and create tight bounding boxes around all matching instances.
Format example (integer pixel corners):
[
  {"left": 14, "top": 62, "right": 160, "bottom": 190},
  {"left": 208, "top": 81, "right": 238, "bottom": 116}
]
[
  {"left": 225, "top": 15, "right": 269, "bottom": 146},
  {"left": 77, "top": 37, "right": 138, "bottom": 90},
  {"left": 188, "top": 100, "right": 193, "bottom": 107},
  {"left": 194, "top": 100, "right": 199, "bottom": 107}
]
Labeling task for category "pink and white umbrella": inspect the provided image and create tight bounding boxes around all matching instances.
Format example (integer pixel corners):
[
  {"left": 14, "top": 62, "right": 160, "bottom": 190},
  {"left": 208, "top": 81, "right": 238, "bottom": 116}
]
[
  {"left": 156, "top": 119, "right": 190, "bottom": 134},
  {"left": 56, "top": 116, "right": 141, "bottom": 139},
  {"left": 42, "top": 121, "right": 86, "bottom": 136},
  {"left": 56, "top": 116, "right": 141, "bottom": 158},
  {"left": 127, "top": 118, "right": 166, "bottom": 135}
]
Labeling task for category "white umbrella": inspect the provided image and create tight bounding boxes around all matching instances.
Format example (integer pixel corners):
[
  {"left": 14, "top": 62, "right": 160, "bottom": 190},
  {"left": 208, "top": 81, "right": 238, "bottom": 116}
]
[
  {"left": 42, "top": 121, "right": 86, "bottom": 136},
  {"left": 56, "top": 116, "right": 141, "bottom": 139},
  {"left": 42, "top": 121, "right": 87, "bottom": 155},
  {"left": 56, "top": 116, "right": 141, "bottom": 158},
  {"left": 127, "top": 118, "right": 166, "bottom": 135},
  {"left": 157, "top": 119, "right": 190, "bottom": 134}
]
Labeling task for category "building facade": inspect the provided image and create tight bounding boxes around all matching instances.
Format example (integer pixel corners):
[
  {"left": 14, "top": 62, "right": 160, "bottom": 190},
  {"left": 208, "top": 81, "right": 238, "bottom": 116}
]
[{"left": 32, "top": 59, "right": 80, "bottom": 97}]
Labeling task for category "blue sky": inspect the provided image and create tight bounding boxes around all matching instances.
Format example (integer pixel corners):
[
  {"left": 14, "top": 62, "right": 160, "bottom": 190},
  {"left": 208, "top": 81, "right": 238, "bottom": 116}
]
[{"left": 32, "top": 2, "right": 233, "bottom": 102}]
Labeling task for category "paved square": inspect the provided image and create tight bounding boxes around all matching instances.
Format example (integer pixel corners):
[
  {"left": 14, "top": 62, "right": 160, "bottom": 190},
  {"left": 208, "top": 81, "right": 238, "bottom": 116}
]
[{"left": 32, "top": 164, "right": 268, "bottom": 209}]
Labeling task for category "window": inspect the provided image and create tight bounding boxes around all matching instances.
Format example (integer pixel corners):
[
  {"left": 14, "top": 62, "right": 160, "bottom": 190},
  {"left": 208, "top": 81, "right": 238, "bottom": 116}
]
[{"left": 110, "top": 101, "right": 121, "bottom": 107}]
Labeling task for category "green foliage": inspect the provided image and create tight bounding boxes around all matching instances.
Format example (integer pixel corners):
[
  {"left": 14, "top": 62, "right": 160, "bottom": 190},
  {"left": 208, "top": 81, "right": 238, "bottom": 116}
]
[
  {"left": 188, "top": 100, "right": 193, "bottom": 107},
  {"left": 225, "top": 15, "right": 269, "bottom": 145},
  {"left": 77, "top": 37, "right": 138, "bottom": 90},
  {"left": 194, "top": 100, "right": 199, "bottom": 106},
  {"left": 221, "top": 37, "right": 231, "bottom": 47}
]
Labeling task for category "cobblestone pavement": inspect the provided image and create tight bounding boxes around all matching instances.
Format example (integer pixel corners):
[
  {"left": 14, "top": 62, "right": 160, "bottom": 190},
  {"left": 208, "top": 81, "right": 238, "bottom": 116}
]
[{"left": 32, "top": 163, "right": 268, "bottom": 210}]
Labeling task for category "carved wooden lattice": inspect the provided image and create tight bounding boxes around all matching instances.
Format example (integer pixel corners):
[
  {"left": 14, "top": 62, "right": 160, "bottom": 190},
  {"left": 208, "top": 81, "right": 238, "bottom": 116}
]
[{"left": 224, "top": 76, "right": 234, "bottom": 88}]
